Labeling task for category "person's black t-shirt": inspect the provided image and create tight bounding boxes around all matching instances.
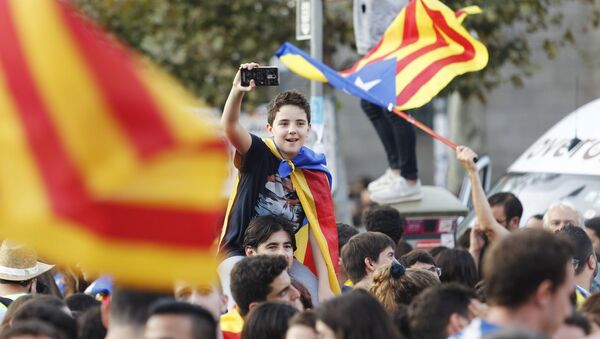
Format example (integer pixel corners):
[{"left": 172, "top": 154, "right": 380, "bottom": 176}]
[{"left": 220, "top": 134, "right": 306, "bottom": 257}]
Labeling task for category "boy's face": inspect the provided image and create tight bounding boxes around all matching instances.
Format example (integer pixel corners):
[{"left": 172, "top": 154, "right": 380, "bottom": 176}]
[
  {"left": 245, "top": 230, "right": 294, "bottom": 269},
  {"left": 267, "top": 104, "right": 310, "bottom": 160}
]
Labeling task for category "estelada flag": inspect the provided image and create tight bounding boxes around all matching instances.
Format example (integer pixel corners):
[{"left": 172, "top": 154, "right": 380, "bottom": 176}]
[
  {"left": 0, "top": 0, "right": 228, "bottom": 290},
  {"left": 277, "top": 0, "right": 488, "bottom": 111}
]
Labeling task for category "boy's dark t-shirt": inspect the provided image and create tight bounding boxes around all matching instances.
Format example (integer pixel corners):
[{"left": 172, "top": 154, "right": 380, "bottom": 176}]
[{"left": 220, "top": 134, "right": 306, "bottom": 258}]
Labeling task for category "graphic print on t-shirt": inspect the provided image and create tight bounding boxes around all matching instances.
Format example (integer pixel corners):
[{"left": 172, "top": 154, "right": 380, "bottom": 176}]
[{"left": 255, "top": 173, "right": 304, "bottom": 231}]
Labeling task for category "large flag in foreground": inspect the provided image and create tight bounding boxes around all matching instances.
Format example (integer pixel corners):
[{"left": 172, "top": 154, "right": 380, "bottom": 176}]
[
  {"left": 0, "top": 0, "right": 228, "bottom": 289},
  {"left": 277, "top": 0, "right": 488, "bottom": 112}
]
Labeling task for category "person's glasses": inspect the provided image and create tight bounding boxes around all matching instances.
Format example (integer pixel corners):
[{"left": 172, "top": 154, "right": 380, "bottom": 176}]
[{"left": 426, "top": 266, "right": 442, "bottom": 277}]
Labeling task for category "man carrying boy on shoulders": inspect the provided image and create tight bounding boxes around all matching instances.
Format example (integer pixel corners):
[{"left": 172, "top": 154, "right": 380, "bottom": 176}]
[{"left": 218, "top": 63, "right": 339, "bottom": 309}]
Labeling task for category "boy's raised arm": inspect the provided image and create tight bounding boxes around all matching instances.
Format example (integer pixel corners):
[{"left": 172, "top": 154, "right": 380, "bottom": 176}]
[{"left": 221, "top": 63, "right": 258, "bottom": 155}]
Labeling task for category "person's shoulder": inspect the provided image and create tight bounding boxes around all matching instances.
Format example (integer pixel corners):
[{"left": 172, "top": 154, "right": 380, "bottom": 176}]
[{"left": 241, "top": 133, "right": 269, "bottom": 160}]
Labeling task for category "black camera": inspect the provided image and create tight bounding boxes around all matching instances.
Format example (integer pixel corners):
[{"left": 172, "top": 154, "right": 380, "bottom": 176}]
[{"left": 241, "top": 67, "right": 279, "bottom": 87}]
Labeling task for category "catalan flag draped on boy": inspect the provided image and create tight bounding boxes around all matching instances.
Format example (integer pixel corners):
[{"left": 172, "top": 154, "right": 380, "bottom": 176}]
[
  {"left": 0, "top": 0, "right": 228, "bottom": 289},
  {"left": 277, "top": 0, "right": 488, "bottom": 111}
]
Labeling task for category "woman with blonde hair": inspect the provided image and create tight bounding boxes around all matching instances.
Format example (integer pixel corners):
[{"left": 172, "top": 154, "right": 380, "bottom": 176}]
[{"left": 370, "top": 260, "right": 440, "bottom": 313}]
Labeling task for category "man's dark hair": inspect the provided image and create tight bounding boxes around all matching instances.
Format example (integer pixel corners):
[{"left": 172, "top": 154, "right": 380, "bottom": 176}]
[
  {"left": 429, "top": 246, "right": 448, "bottom": 259},
  {"left": 243, "top": 215, "right": 296, "bottom": 251},
  {"left": 109, "top": 287, "right": 169, "bottom": 327},
  {"left": 0, "top": 320, "right": 64, "bottom": 339},
  {"left": 291, "top": 279, "right": 312, "bottom": 310},
  {"left": 289, "top": 310, "right": 317, "bottom": 328},
  {"left": 565, "top": 311, "right": 591, "bottom": 335},
  {"left": 241, "top": 302, "right": 298, "bottom": 339},
  {"left": 483, "top": 229, "right": 574, "bottom": 308},
  {"left": 316, "top": 289, "right": 401, "bottom": 339},
  {"left": 64, "top": 293, "right": 100, "bottom": 317},
  {"left": 394, "top": 240, "right": 413, "bottom": 259},
  {"left": 557, "top": 226, "right": 594, "bottom": 275},
  {"left": 488, "top": 192, "right": 523, "bottom": 223},
  {"left": 12, "top": 298, "right": 76, "bottom": 339},
  {"left": 585, "top": 217, "right": 600, "bottom": 241},
  {"left": 399, "top": 250, "right": 435, "bottom": 268},
  {"left": 336, "top": 222, "right": 359, "bottom": 254},
  {"left": 408, "top": 283, "right": 477, "bottom": 339},
  {"left": 436, "top": 248, "right": 479, "bottom": 288},
  {"left": 77, "top": 306, "right": 106, "bottom": 339},
  {"left": 341, "top": 232, "right": 396, "bottom": 284},
  {"left": 267, "top": 90, "right": 311, "bottom": 125},
  {"left": 363, "top": 206, "right": 405, "bottom": 243},
  {"left": 230, "top": 255, "right": 289, "bottom": 317},
  {"left": 148, "top": 300, "right": 217, "bottom": 339}
]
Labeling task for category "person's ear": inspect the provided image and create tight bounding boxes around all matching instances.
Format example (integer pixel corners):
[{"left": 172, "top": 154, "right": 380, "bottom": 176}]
[
  {"left": 101, "top": 296, "right": 111, "bottom": 328},
  {"left": 245, "top": 246, "right": 257, "bottom": 256},
  {"left": 446, "top": 313, "right": 469, "bottom": 336},
  {"left": 364, "top": 257, "right": 375, "bottom": 273},
  {"left": 509, "top": 217, "right": 521, "bottom": 231},
  {"left": 588, "top": 255, "right": 596, "bottom": 270},
  {"left": 248, "top": 301, "right": 259, "bottom": 313},
  {"left": 220, "top": 294, "right": 229, "bottom": 314},
  {"left": 266, "top": 123, "right": 273, "bottom": 135},
  {"left": 533, "top": 280, "right": 553, "bottom": 308}
]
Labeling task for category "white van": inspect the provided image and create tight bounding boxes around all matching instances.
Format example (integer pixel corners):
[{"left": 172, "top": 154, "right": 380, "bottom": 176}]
[{"left": 457, "top": 97, "right": 600, "bottom": 235}]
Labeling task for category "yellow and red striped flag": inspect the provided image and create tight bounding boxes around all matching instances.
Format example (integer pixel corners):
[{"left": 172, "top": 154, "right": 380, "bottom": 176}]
[
  {"left": 0, "top": 0, "right": 228, "bottom": 290},
  {"left": 277, "top": 0, "right": 488, "bottom": 111}
]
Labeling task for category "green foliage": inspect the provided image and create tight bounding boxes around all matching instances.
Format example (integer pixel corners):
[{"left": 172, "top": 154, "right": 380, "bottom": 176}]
[
  {"left": 73, "top": 0, "right": 598, "bottom": 106},
  {"left": 73, "top": 0, "right": 352, "bottom": 108}
]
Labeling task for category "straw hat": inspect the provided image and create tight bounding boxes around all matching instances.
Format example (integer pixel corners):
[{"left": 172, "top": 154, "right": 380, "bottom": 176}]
[{"left": 0, "top": 240, "right": 54, "bottom": 281}]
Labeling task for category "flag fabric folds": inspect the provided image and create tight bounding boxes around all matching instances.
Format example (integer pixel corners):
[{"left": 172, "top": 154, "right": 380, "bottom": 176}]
[
  {"left": 0, "top": 0, "right": 228, "bottom": 290},
  {"left": 263, "top": 139, "right": 340, "bottom": 295},
  {"left": 276, "top": 0, "right": 488, "bottom": 111}
]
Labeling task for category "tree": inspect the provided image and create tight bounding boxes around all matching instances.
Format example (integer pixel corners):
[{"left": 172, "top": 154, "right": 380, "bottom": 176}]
[
  {"left": 74, "top": 0, "right": 599, "bottom": 106},
  {"left": 73, "top": 0, "right": 353, "bottom": 108}
]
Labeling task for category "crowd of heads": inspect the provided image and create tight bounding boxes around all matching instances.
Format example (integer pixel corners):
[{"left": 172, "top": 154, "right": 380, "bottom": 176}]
[{"left": 2, "top": 199, "right": 600, "bottom": 339}]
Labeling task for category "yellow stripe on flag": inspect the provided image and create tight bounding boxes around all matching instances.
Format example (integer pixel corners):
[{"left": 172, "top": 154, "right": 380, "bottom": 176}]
[
  {"left": 279, "top": 55, "right": 328, "bottom": 82},
  {"left": 0, "top": 65, "right": 52, "bottom": 222},
  {"left": 11, "top": 0, "right": 140, "bottom": 196},
  {"left": 0, "top": 215, "right": 217, "bottom": 291},
  {"left": 109, "top": 150, "right": 228, "bottom": 209},
  {"left": 354, "top": 9, "right": 407, "bottom": 70},
  {"left": 293, "top": 171, "right": 340, "bottom": 294},
  {"left": 136, "top": 63, "right": 222, "bottom": 146},
  {"left": 294, "top": 225, "right": 309, "bottom": 263}
]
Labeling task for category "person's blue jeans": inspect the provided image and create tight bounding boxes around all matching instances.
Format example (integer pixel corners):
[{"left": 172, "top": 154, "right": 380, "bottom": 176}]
[{"left": 360, "top": 99, "right": 418, "bottom": 180}]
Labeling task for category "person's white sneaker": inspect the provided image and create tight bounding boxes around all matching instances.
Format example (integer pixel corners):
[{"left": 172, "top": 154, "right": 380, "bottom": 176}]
[
  {"left": 370, "top": 177, "right": 422, "bottom": 204},
  {"left": 367, "top": 169, "right": 397, "bottom": 193}
]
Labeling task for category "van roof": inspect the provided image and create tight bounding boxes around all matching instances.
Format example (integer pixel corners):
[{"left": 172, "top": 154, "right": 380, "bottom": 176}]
[
  {"left": 389, "top": 186, "right": 468, "bottom": 217},
  {"left": 508, "top": 98, "right": 600, "bottom": 176}
]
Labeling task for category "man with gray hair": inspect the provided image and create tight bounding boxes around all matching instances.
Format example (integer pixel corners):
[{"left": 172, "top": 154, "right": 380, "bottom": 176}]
[{"left": 544, "top": 202, "right": 584, "bottom": 232}]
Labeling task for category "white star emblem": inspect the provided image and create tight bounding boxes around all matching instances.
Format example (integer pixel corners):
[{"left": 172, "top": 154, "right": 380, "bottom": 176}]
[{"left": 354, "top": 77, "right": 381, "bottom": 91}]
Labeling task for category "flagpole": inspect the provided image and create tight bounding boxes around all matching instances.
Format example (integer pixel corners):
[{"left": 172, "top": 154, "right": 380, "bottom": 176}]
[{"left": 391, "top": 108, "right": 458, "bottom": 150}]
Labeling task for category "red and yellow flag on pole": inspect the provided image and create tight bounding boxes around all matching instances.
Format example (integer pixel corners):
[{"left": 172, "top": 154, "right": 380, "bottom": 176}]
[
  {"left": 0, "top": 0, "right": 228, "bottom": 290},
  {"left": 277, "top": 0, "right": 488, "bottom": 112}
]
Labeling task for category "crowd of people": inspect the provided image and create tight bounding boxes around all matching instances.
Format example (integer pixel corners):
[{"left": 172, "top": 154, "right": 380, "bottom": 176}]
[{"left": 1, "top": 62, "right": 599, "bottom": 339}]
